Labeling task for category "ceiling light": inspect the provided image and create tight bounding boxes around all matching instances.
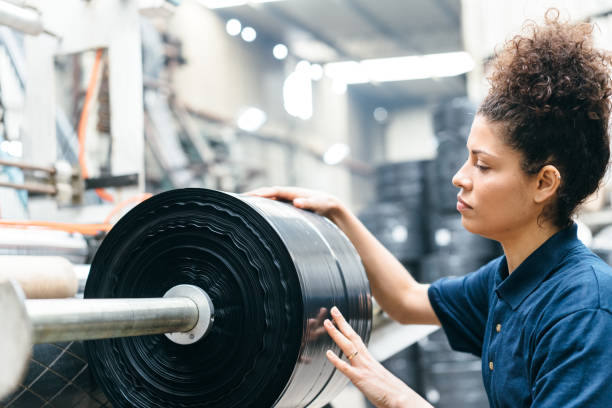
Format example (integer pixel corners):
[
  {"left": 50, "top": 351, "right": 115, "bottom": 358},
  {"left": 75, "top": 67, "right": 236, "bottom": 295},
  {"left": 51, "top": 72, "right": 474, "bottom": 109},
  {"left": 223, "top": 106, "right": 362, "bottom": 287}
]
[
  {"left": 199, "top": 0, "right": 247, "bottom": 9},
  {"left": 241, "top": 26, "right": 256, "bottom": 42},
  {"left": 200, "top": 0, "right": 286, "bottom": 9},
  {"left": 323, "top": 143, "right": 350, "bottom": 165},
  {"left": 309, "top": 64, "right": 323, "bottom": 81},
  {"left": 237, "top": 107, "right": 267, "bottom": 132},
  {"left": 273, "top": 43, "right": 288, "bottom": 60},
  {"left": 325, "top": 60, "right": 369, "bottom": 84},
  {"left": 295, "top": 60, "right": 311, "bottom": 74},
  {"left": 362, "top": 52, "right": 474, "bottom": 82},
  {"left": 324, "top": 51, "right": 475, "bottom": 84},
  {"left": 283, "top": 70, "right": 312, "bottom": 120},
  {"left": 332, "top": 80, "right": 347, "bottom": 95},
  {"left": 373, "top": 107, "right": 388, "bottom": 123},
  {"left": 226, "top": 19, "right": 242, "bottom": 36}
]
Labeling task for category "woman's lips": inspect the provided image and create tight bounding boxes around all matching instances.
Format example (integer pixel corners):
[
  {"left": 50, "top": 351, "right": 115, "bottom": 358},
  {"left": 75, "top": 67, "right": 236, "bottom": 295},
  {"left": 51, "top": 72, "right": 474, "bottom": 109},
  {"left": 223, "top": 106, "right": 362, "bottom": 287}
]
[{"left": 456, "top": 196, "right": 473, "bottom": 211}]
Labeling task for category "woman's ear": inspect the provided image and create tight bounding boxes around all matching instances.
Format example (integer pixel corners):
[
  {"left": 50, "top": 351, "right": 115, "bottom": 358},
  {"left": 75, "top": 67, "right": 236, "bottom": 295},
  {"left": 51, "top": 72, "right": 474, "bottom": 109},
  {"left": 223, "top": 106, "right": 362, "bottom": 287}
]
[{"left": 534, "top": 164, "right": 561, "bottom": 204}]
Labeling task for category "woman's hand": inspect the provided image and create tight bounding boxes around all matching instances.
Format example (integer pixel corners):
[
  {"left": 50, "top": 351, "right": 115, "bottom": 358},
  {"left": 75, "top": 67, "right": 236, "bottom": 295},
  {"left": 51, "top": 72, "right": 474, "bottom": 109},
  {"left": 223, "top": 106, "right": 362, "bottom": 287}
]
[
  {"left": 244, "top": 186, "right": 346, "bottom": 222},
  {"left": 324, "top": 307, "right": 432, "bottom": 408}
]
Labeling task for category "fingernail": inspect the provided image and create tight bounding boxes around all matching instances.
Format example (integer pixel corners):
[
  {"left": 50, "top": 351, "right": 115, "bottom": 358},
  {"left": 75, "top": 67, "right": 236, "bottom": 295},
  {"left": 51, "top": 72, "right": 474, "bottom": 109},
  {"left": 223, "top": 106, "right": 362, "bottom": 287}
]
[
  {"left": 324, "top": 319, "right": 331, "bottom": 327},
  {"left": 294, "top": 198, "right": 305, "bottom": 206},
  {"left": 331, "top": 306, "right": 339, "bottom": 316}
]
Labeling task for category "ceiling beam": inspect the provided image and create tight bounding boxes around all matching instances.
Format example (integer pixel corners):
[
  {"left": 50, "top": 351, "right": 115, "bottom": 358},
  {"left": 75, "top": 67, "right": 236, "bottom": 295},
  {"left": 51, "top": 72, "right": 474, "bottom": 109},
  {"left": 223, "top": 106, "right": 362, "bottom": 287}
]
[
  {"left": 432, "top": 0, "right": 460, "bottom": 27},
  {"left": 258, "top": 3, "right": 354, "bottom": 61},
  {"left": 342, "top": 0, "right": 424, "bottom": 55}
]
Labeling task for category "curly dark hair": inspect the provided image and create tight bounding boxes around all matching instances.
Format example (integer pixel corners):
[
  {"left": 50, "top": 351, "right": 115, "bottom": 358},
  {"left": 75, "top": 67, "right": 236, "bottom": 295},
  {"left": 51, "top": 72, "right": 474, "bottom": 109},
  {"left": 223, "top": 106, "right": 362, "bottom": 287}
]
[{"left": 479, "top": 8, "right": 612, "bottom": 228}]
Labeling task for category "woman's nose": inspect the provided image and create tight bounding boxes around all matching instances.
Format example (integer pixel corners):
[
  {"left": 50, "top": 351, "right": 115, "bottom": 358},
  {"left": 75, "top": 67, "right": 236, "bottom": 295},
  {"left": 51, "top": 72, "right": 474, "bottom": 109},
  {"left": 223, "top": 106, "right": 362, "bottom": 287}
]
[{"left": 452, "top": 162, "right": 472, "bottom": 190}]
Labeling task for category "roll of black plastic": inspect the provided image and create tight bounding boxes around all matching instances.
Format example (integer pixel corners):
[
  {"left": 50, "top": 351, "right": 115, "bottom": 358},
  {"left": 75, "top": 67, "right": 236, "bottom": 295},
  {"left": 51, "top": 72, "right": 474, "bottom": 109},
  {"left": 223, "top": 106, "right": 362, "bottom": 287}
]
[
  {"left": 0, "top": 342, "right": 108, "bottom": 408},
  {"left": 84, "top": 188, "right": 372, "bottom": 408}
]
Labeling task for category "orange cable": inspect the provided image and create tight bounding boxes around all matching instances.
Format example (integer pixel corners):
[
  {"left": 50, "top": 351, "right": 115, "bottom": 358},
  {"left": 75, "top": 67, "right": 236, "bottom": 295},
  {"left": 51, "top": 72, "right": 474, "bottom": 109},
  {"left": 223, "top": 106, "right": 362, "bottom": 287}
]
[
  {"left": 77, "top": 48, "right": 114, "bottom": 203},
  {"left": 0, "top": 220, "right": 112, "bottom": 235},
  {"left": 0, "top": 193, "right": 154, "bottom": 236},
  {"left": 103, "top": 193, "right": 152, "bottom": 224}
]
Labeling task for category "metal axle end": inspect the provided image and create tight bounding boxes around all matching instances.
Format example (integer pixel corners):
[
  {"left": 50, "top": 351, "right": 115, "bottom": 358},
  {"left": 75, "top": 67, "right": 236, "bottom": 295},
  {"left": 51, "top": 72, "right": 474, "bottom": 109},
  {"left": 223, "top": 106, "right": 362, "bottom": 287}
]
[{"left": 163, "top": 284, "right": 214, "bottom": 345}]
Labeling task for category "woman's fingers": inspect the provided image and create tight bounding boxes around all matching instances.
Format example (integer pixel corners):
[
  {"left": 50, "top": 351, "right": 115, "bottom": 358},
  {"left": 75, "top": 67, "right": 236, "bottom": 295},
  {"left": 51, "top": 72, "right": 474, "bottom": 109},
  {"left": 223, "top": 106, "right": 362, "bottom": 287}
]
[
  {"left": 330, "top": 306, "right": 365, "bottom": 348},
  {"left": 243, "top": 187, "right": 276, "bottom": 197},
  {"left": 324, "top": 319, "right": 355, "bottom": 357},
  {"left": 245, "top": 186, "right": 308, "bottom": 201},
  {"left": 326, "top": 349, "right": 353, "bottom": 376},
  {"left": 244, "top": 186, "right": 343, "bottom": 219}
]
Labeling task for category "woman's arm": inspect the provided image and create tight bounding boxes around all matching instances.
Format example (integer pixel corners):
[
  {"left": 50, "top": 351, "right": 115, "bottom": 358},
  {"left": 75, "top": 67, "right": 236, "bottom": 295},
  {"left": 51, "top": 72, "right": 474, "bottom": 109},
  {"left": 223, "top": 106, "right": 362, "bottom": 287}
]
[{"left": 246, "top": 186, "right": 439, "bottom": 325}]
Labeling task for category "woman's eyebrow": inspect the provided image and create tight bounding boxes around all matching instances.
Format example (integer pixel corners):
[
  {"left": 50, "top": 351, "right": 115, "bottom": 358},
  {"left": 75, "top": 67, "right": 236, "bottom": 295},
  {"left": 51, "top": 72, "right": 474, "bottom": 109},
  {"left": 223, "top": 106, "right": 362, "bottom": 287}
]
[{"left": 470, "top": 148, "right": 496, "bottom": 158}]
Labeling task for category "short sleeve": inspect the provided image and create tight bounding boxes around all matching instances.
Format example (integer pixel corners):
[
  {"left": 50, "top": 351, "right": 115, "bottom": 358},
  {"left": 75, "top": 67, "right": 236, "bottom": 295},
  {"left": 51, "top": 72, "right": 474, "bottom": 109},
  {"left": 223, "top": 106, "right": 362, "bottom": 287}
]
[
  {"left": 427, "top": 262, "right": 494, "bottom": 356},
  {"left": 531, "top": 308, "right": 612, "bottom": 408}
]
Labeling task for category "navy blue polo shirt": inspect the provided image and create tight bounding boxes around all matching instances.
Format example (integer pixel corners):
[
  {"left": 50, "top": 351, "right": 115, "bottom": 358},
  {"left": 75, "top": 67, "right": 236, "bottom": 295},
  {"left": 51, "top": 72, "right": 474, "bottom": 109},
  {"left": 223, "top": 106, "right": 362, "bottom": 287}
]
[{"left": 428, "top": 224, "right": 612, "bottom": 407}]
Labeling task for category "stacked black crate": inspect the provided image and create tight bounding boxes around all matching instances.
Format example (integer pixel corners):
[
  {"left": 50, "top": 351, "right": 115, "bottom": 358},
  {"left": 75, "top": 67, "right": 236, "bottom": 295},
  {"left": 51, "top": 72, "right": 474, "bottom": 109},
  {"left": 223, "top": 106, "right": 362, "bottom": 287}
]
[
  {"left": 364, "top": 345, "right": 420, "bottom": 408},
  {"left": 418, "top": 331, "right": 489, "bottom": 408},
  {"left": 358, "top": 159, "right": 431, "bottom": 407},
  {"left": 417, "top": 98, "right": 498, "bottom": 407},
  {"left": 423, "top": 97, "right": 500, "bottom": 282},
  {"left": 359, "top": 160, "right": 432, "bottom": 272}
]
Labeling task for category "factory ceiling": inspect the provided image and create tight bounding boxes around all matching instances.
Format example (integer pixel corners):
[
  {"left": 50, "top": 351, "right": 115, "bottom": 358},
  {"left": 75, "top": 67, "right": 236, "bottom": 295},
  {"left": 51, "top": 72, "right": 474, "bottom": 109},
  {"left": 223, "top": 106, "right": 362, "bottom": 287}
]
[{"left": 214, "top": 0, "right": 467, "bottom": 106}]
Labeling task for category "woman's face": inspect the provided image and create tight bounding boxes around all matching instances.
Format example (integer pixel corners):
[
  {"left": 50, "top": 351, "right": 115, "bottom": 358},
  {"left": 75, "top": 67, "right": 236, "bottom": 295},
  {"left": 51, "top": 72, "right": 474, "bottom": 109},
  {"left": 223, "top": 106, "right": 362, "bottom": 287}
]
[{"left": 452, "top": 115, "right": 540, "bottom": 241}]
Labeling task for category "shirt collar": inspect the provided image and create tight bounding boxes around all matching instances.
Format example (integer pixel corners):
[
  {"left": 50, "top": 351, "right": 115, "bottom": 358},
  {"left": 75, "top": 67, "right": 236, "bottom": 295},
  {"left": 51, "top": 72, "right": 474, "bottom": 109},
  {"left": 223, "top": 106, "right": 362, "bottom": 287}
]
[{"left": 495, "top": 223, "right": 581, "bottom": 310}]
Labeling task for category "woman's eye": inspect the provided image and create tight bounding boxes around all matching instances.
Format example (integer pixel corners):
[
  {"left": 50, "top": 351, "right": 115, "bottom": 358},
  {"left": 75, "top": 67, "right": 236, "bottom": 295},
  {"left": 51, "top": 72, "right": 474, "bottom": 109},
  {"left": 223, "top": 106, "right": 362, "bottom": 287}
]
[{"left": 475, "top": 163, "right": 490, "bottom": 171}]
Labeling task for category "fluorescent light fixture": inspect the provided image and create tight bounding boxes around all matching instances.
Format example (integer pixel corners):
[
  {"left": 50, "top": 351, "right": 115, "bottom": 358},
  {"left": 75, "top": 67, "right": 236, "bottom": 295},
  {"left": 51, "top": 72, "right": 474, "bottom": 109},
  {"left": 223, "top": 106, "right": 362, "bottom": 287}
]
[
  {"left": 241, "top": 26, "right": 256, "bottom": 42},
  {"left": 325, "top": 60, "right": 368, "bottom": 84},
  {"left": 226, "top": 19, "right": 242, "bottom": 36},
  {"left": 310, "top": 63, "right": 323, "bottom": 81},
  {"left": 237, "top": 107, "right": 267, "bottom": 132},
  {"left": 283, "top": 70, "right": 312, "bottom": 120},
  {"left": 323, "top": 143, "right": 350, "bottom": 165},
  {"left": 324, "top": 51, "right": 475, "bottom": 84},
  {"left": 200, "top": 0, "right": 286, "bottom": 9},
  {"left": 273, "top": 43, "right": 288, "bottom": 60},
  {"left": 200, "top": 0, "right": 247, "bottom": 9}
]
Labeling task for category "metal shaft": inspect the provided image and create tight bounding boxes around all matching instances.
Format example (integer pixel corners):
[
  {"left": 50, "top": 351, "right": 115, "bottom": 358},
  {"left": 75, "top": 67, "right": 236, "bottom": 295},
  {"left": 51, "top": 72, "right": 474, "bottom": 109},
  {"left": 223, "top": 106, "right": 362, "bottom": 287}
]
[
  {"left": 26, "top": 297, "right": 199, "bottom": 344},
  {"left": 0, "top": 181, "right": 57, "bottom": 195},
  {"left": 0, "top": 158, "right": 56, "bottom": 174}
]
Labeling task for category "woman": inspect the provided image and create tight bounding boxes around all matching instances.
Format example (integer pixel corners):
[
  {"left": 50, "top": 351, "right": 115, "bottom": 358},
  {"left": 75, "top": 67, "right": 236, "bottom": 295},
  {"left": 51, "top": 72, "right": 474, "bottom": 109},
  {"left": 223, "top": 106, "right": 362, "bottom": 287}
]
[{"left": 249, "top": 10, "right": 612, "bottom": 408}]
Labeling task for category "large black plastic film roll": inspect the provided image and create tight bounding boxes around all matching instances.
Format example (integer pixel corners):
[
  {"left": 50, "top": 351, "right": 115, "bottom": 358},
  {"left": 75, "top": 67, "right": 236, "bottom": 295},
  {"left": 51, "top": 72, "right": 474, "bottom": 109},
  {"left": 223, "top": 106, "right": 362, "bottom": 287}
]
[{"left": 84, "top": 188, "right": 372, "bottom": 408}]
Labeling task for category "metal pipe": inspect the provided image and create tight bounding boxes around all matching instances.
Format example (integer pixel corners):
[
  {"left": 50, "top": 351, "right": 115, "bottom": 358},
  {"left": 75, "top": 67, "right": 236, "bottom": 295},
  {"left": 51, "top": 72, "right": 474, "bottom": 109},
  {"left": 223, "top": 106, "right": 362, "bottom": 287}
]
[
  {"left": 0, "top": 158, "right": 56, "bottom": 174},
  {"left": 25, "top": 297, "right": 199, "bottom": 343},
  {"left": 0, "top": 181, "right": 57, "bottom": 195},
  {"left": 0, "top": 0, "right": 44, "bottom": 35}
]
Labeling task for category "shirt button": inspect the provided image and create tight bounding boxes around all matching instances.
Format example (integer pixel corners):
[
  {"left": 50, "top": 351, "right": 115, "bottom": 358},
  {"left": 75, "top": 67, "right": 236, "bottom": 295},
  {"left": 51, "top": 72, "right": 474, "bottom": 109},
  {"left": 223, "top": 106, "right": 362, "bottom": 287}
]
[
  {"left": 496, "top": 324, "right": 502, "bottom": 332},
  {"left": 489, "top": 361, "right": 494, "bottom": 371}
]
